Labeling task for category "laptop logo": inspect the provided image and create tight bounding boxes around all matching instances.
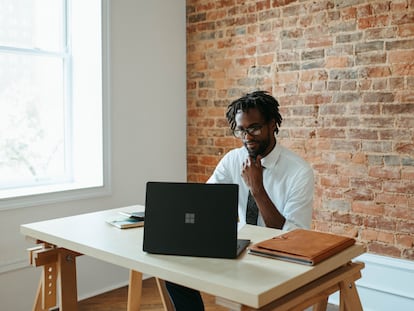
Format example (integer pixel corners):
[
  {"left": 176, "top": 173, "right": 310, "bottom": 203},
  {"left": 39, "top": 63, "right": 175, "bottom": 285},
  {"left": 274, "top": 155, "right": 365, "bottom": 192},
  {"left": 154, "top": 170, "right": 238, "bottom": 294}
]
[{"left": 185, "top": 212, "right": 195, "bottom": 224}]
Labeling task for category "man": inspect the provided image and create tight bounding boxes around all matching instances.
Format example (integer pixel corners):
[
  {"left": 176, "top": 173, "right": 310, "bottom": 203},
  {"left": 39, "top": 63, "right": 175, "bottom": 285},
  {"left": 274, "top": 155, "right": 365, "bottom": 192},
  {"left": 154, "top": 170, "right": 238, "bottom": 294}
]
[{"left": 165, "top": 90, "right": 314, "bottom": 310}]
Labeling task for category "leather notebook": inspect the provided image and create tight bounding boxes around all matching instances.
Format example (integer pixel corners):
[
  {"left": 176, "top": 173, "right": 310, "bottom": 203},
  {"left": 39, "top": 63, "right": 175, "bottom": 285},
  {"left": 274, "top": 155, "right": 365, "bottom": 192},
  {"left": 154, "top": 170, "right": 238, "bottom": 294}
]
[{"left": 248, "top": 229, "right": 355, "bottom": 265}]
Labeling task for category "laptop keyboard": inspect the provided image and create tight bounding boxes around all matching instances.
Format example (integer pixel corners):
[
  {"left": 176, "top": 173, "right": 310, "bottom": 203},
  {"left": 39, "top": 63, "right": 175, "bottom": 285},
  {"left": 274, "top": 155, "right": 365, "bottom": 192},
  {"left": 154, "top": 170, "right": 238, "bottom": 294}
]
[{"left": 237, "top": 239, "right": 250, "bottom": 255}]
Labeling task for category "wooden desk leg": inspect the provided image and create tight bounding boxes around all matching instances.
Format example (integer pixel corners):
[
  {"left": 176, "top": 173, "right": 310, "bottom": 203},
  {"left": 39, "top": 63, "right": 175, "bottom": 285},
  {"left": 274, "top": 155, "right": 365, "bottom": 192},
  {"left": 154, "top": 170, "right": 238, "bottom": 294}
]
[
  {"left": 30, "top": 246, "right": 58, "bottom": 311},
  {"left": 127, "top": 270, "right": 143, "bottom": 311},
  {"left": 29, "top": 245, "right": 81, "bottom": 311},
  {"left": 58, "top": 249, "right": 79, "bottom": 311},
  {"left": 312, "top": 297, "right": 328, "bottom": 311},
  {"left": 215, "top": 262, "right": 364, "bottom": 311},
  {"left": 156, "top": 278, "right": 175, "bottom": 311},
  {"left": 33, "top": 279, "right": 43, "bottom": 311},
  {"left": 33, "top": 274, "right": 57, "bottom": 311},
  {"left": 215, "top": 296, "right": 243, "bottom": 310},
  {"left": 339, "top": 277, "right": 363, "bottom": 311}
]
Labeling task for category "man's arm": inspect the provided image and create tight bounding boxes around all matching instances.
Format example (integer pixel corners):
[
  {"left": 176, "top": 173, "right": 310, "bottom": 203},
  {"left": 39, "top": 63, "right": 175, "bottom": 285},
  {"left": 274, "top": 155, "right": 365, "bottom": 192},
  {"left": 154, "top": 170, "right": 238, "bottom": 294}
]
[
  {"left": 241, "top": 155, "right": 314, "bottom": 230},
  {"left": 241, "top": 155, "right": 286, "bottom": 229},
  {"left": 252, "top": 186, "right": 286, "bottom": 229},
  {"left": 279, "top": 167, "right": 314, "bottom": 230}
]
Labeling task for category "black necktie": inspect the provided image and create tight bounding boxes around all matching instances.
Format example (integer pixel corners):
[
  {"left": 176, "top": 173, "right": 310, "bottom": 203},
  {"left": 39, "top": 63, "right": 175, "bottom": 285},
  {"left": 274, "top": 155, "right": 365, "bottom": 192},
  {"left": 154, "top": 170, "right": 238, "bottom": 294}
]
[{"left": 246, "top": 191, "right": 258, "bottom": 225}]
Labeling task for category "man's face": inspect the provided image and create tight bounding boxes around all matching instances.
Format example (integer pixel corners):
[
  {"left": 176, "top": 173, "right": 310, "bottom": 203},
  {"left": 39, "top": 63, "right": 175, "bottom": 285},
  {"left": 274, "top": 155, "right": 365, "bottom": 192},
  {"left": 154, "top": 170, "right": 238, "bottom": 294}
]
[{"left": 234, "top": 108, "right": 276, "bottom": 158}]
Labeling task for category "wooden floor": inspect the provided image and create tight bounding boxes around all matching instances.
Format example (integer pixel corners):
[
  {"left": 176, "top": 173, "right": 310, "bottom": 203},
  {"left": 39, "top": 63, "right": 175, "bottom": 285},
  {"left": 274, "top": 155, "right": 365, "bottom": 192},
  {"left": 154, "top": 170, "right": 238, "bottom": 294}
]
[
  {"left": 77, "top": 277, "right": 227, "bottom": 311},
  {"left": 76, "top": 277, "right": 339, "bottom": 311}
]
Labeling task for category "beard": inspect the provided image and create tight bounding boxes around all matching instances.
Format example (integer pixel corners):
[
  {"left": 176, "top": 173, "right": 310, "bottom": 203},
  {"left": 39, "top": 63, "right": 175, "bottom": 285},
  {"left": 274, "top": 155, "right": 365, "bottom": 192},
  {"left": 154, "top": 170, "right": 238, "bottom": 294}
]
[
  {"left": 243, "top": 131, "right": 276, "bottom": 160},
  {"left": 244, "top": 139, "right": 269, "bottom": 160}
]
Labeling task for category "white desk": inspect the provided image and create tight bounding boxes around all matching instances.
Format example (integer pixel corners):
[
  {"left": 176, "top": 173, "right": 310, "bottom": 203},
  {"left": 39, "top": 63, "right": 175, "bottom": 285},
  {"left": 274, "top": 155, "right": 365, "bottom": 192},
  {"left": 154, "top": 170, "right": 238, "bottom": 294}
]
[{"left": 21, "top": 206, "right": 365, "bottom": 311}]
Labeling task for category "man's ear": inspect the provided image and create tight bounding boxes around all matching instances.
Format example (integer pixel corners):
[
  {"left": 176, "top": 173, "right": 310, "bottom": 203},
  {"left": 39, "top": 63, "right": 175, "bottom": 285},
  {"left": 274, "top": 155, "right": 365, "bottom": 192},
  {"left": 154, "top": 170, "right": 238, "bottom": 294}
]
[{"left": 269, "top": 118, "right": 277, "bottom": 132}]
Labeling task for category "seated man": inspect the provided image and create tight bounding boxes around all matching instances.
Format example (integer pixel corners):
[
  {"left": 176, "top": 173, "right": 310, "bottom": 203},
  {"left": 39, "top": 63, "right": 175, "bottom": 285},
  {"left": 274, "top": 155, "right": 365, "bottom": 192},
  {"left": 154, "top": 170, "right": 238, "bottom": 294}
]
[{"left": 165, "top": 90, "right": 314, "bottom": 311}]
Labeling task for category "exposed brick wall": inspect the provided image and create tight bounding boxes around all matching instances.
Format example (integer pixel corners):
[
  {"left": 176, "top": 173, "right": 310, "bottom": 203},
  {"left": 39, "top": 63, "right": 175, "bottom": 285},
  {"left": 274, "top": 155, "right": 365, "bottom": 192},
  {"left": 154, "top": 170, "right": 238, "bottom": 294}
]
[{"left": 186, "top": 0, "right": 414, "bottom": 260}]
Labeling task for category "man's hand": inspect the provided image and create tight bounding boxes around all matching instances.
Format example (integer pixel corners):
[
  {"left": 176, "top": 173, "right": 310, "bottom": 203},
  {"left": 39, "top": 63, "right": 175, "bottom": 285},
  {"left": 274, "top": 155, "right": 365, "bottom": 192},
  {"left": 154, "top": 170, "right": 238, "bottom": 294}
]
[
  {"left": 241, "top": 155, "right": 286, "bottom": 229},
  {"left": 241, "top": 155, "right": 264, "bottom": 195}
]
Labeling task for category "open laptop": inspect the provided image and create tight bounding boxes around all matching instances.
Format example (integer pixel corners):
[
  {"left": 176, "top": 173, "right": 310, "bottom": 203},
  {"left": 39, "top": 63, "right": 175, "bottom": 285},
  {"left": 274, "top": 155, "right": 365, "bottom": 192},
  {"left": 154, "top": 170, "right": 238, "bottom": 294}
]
[{"left": 143, "top": 181, "right": 250, "bottom": 259}]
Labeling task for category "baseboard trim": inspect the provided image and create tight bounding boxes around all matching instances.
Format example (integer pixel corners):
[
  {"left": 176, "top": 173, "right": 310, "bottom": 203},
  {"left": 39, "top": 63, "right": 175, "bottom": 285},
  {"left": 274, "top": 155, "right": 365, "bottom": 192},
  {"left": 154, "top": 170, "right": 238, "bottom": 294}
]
[
  {"left": 357, "top": 253, "right": 414, "bottom": 300},
  {"left": 77, "top": 274, "right": 153, "bottom": 301},
  {"left": 77, "top": 280, "right": 129, "bottom": 301},
  {"left": 0, "top": 258, "right": 29, "bottom": 274}
]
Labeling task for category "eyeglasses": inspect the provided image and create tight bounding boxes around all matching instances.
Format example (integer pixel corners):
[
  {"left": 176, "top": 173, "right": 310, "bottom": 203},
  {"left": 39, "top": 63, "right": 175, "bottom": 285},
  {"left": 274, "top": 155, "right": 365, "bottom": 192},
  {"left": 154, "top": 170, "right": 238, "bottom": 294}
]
[{"left": 233, "top": 124, "right": 265, "bottom": 138}]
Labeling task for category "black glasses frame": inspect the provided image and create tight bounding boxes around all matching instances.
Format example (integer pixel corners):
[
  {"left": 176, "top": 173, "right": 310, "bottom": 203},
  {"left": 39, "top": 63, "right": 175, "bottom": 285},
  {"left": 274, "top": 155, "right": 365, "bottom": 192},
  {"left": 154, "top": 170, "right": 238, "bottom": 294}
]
[{"left": 232, "top": 124, "right": 266, "bottom": 138}]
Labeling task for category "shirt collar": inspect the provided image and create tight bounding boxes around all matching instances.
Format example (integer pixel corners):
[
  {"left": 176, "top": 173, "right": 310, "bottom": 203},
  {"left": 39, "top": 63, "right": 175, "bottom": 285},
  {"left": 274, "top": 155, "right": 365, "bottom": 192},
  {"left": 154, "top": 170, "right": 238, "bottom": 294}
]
[{"left": 260, "top": 140, "right": 281, "bottom": 169}]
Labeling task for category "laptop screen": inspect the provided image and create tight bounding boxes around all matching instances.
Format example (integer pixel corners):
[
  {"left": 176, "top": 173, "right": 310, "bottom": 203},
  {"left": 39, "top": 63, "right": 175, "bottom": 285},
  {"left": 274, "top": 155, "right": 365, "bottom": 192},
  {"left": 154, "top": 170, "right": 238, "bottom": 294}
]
[{"left": 143, "top": 182, "right": 244, "bottom": 258}]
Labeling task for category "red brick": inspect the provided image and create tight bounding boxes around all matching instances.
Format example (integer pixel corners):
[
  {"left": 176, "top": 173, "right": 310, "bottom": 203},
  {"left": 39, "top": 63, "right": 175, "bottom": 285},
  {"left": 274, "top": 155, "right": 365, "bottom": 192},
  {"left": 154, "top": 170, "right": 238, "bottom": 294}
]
[
  {"left": 199, "top": 155, "right": 220, "bottom": 166},
  {"left": 402, "top": 167, "right": 414, "bottom": 180},
  {"left": 390, "top": 0, "right": 407, "bottom": 12},
  {"left": 347, "top": 129, "right": 378, "bottom": 140},
  {"left": 342, "top": 7, "right": 357, "bottom": 20},
  {"left": 357, "top": 4, "right": 373, "bottom": 17},
  {"left": 404, "top": 248, "right": 414, "bottom": 260},
  {"left": 364, "top": 214, "right": 396, "bottom": 231},
  {"left": 331, "top": 211, "right": 363, "bottom": 225},
  {"left": 392, "top": 63, "right": 414, "bottom": 75},
  {"left": 369, "top": 166, "right": 401, "bottom": 179},
  {"left": 304, "top": 94, "right": 331, "bottom": 105},
  {"left": 360, "top": 229, "right": 379, "bottom": 241},
  {"left": 397, "top": 220, "right": 414, "bottom": 233},
  {"left": 312, "top": 209, "right": 333, "bottom": 222},
  {"left": 399, "top": 24, "right": 414, "bottom": 37},
  {"left": 352, "top": 201, "right": 385, "bottom": 216},
  {"left": 344, "top": 187, "right": 374, "bottom": 201},
  {"left": 276, "top": 71, "right": 299, "bottom": 84},
  {"left": 389, "top": 50, "right": 414, "bottom": 63},
  {"left": 378, "top": 231, "right": 395, "bottom": 244},
  {"left": 358, "top": 15, "right": 389, "bottom": 29},
  {"left": 187, "top": 164, "right": 207, "bottom": 175},
  {"left": 351, "top": 153, "right": 367, "bottom": 164},
  {"left": 320, "top": 175, "right": 349, "bottom": 187},
  {"left": 376, "top": 193, "right": 408, "bottom": 205},
  {"left": 396, "top": 234, "right": 414, "bottom": 248},
  {"left": 362, "top": 66, "right": 391, "bottom": 77},
  {"left": 384, "top": 181, "right": 414, "bottom": 194},
  {"left": 318, "top": 128, "right": 346, "bottom": 138},
  {"left": 312, "top": 222, "right": 331, "bottom": 233},
  {"left": 301, "top": 69, "right": 328, "bottom": 81},
  {"left": 361, "top": 228, "right": 395, "bottom": 244},
  {"left": 368, "top": 242, "right": 401, "bottom": 257},
  {"left": 385, "top": 206, "right": 414, "bottom": 221},
  {"left": 214, "top": 137, "right": 238, "bottom": 148},
  {"left": 371, "top": 2, "right": 390, "bottom": 14},
  {"left": 330, "top": 224, "right": 359, "bottom": 238},
  {"left": 313, "top": 163, "right": 338, "bottom": 174}
]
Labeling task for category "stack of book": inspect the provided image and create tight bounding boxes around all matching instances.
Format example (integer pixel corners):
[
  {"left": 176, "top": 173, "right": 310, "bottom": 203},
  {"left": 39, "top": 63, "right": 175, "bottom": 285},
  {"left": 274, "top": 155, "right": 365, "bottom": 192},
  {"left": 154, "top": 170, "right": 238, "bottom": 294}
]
[
  {"left": 106, "top": 211, "right": 145, "bottom": 229},
  {"left": 248, "top": 229, "right": 356, "bottom": 265}
]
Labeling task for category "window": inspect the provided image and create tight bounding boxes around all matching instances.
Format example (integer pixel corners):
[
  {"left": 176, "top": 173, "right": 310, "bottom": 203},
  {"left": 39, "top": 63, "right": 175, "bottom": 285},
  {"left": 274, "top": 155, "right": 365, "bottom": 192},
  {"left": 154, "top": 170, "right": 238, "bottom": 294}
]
[{"left": 0, "top": 0, "right": 110, "bottom": 209}]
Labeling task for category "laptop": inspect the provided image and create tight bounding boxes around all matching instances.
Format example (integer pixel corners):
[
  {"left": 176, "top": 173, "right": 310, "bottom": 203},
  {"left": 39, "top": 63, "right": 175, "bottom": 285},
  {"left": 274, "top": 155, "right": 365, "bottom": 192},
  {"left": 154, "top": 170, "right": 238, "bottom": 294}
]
[{"left": 143, "top": 181, "right": 250, "bottom": 259}]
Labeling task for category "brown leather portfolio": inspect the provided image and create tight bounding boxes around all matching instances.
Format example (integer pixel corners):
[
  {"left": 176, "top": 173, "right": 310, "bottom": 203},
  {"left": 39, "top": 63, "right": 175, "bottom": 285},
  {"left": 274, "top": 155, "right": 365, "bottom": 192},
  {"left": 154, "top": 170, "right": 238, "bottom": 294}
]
[{"left": 248, "top": 229, "right": 356, "bottom": 265}]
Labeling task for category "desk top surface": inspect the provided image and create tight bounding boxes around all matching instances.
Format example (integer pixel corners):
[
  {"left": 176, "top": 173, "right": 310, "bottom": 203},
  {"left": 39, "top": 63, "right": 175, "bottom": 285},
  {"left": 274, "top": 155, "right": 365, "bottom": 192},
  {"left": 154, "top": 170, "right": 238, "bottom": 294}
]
[{"left": 21, "top": 205, "right": 365, "bottom": 308}]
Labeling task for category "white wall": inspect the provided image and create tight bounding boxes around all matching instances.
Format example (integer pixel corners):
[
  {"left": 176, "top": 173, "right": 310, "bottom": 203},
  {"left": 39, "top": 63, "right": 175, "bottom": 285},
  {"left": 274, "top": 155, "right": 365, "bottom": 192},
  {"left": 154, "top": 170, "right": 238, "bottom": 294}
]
[{"left": 0, "top": 1, "right": 186, "bottom": 310}]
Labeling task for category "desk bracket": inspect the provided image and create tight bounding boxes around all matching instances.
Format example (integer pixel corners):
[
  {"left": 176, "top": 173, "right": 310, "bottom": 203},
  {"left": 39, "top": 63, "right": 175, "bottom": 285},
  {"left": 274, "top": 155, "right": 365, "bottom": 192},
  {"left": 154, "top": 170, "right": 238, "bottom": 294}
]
[
  {"left": 216, "top": 262, "right": 364, "bottom": 311},
  {"left": 28, "top": 242, "right": 82, "bottom": 311}
]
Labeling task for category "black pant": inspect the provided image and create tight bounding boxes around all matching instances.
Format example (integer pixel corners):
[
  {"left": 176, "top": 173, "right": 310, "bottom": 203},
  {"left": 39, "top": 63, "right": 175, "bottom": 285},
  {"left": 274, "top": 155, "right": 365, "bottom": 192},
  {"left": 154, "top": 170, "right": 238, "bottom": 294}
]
[{"left": 165, "top": 281, "right": 205, "bottom": 311}]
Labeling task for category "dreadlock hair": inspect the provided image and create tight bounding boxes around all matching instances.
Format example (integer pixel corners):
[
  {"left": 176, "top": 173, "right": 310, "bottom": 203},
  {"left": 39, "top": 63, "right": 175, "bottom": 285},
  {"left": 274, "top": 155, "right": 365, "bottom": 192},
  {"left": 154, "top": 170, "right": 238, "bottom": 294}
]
[{"left": 226, "top": 90, "right": 283, "bottom": 134}]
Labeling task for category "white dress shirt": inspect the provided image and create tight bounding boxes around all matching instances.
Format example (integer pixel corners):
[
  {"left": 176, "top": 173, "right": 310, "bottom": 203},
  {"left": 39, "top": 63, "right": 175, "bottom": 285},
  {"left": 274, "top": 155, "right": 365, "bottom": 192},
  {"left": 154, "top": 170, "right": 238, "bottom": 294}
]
[{"left": 207, "top": 142, "right": 314, "bottom": 231}]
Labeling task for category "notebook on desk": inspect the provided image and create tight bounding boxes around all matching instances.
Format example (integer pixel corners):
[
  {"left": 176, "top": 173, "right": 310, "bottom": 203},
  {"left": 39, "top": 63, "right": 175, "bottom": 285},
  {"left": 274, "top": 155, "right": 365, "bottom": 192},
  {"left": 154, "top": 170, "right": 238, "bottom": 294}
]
[{"left": 143, "top": 181, "right": 250, "bottom": 259}]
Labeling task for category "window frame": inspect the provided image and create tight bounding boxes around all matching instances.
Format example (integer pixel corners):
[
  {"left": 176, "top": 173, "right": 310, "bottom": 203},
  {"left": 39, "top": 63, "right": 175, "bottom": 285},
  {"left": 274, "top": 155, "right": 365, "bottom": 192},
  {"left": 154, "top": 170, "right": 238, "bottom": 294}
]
[{"left": 0, "top": 0, "right": 111, "bottom": 210}]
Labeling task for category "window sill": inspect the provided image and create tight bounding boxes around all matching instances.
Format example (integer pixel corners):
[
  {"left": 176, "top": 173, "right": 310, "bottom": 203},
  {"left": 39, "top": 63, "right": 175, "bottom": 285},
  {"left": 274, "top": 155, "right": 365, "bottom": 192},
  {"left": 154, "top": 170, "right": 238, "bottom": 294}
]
[{"left": 0, "top": 183, "right": 111, "bottom": 210}]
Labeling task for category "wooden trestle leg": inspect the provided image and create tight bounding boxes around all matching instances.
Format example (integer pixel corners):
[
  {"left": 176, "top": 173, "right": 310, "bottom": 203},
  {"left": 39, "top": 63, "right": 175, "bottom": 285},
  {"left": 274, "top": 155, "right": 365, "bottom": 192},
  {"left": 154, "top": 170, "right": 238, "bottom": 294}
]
[{"left": 28, "top": 243, "right": 81, "bottom": 311}]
